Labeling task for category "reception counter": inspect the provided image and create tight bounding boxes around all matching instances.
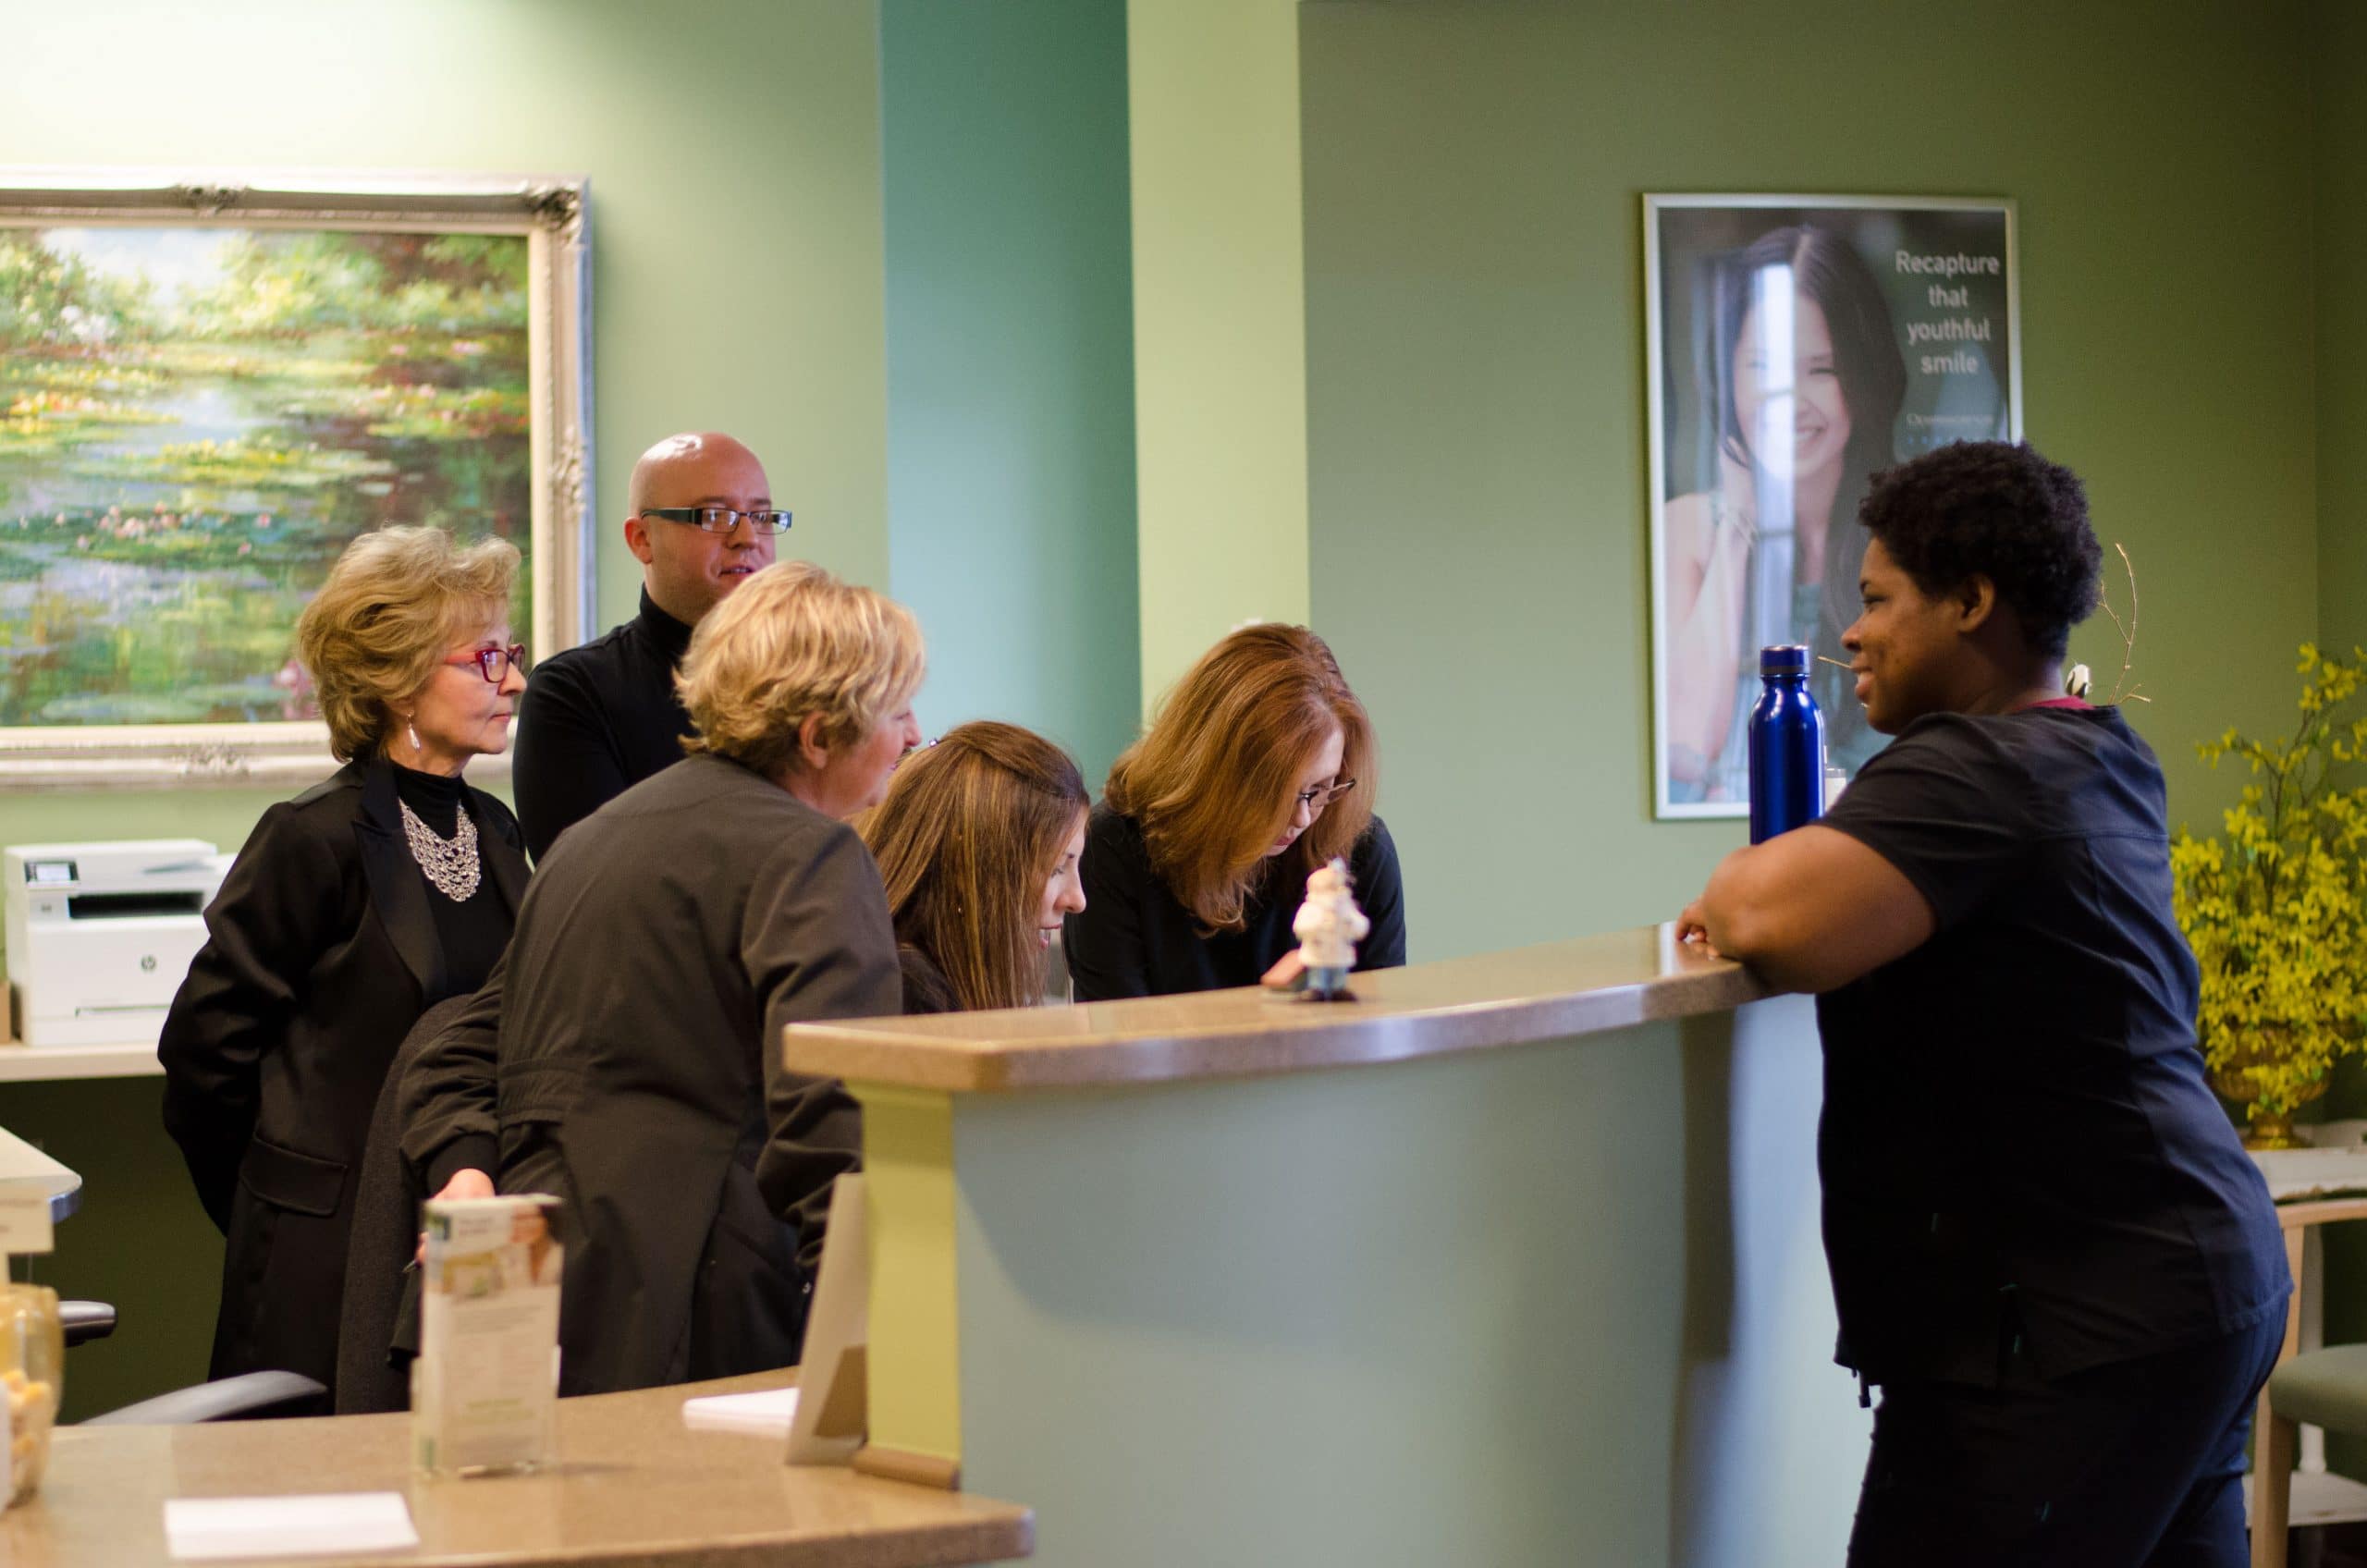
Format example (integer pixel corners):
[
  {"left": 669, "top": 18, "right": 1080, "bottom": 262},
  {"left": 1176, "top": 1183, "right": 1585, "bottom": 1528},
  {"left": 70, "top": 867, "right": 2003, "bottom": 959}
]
[
  {"left": 4, "top": 1372, "right": 1031, "bottom": 1567},
  {"left": 786, "top": 925, "right": 1871, "bottom": 1568}
]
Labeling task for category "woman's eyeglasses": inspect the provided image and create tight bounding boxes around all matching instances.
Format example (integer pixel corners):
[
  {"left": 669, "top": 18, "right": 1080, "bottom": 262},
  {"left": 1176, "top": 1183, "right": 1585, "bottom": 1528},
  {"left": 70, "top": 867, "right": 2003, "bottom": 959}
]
[
  {"left": 446, "top": 643, "right": 528, "bottom": 683},
  {"left": 1294, "top": 777, "right": 1356, "bottom": 814}
]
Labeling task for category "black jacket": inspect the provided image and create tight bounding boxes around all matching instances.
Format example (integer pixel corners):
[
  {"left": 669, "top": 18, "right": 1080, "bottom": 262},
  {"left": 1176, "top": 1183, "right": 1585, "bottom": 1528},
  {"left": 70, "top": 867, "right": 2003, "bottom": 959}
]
[
  {"left": 1064, "top": 804, "right": 1408, "bottom": 1000},
  {"left": 158, "top": 759, "right": 529, "bottom": 1393},
  {"left": 398, "top": 753, "right": 901, "bottom": 1393},
  {"left": 510, "top": 588, "right": 694, "bottom": 862}
]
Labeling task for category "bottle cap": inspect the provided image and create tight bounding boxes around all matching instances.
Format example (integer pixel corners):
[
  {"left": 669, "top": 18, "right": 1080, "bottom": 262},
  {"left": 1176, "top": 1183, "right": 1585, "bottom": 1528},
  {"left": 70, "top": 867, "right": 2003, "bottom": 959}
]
[{"left": 1760, "top": 644, "right": 1811, "bottom": 676}]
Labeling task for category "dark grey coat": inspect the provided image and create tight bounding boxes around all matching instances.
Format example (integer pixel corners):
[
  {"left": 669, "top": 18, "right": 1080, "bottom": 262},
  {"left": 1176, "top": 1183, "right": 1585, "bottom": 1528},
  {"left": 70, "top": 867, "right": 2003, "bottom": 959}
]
[{"left": 398, "top": 753, "right": 901, "bottom": 1394}]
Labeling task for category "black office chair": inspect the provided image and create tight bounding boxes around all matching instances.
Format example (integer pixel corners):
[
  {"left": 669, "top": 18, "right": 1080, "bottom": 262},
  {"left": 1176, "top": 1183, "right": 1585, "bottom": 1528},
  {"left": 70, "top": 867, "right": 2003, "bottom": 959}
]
[
  {"left": 61, "top": 1300, "right": 115, "bottom": 1346},
  {"left": 82, "top": 1371, "right": 328, "bottom": 1425}
]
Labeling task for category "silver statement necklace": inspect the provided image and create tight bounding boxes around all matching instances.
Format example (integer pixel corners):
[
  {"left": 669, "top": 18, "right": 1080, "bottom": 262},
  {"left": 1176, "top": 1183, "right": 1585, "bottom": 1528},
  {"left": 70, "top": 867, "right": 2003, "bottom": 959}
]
[{"left": 399, "top": 797, "right": 481, "bottom": 902}]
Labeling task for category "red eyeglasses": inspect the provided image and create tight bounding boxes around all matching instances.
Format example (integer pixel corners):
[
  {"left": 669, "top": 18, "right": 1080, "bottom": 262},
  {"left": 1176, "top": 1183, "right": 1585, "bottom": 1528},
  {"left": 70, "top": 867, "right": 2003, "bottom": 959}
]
[{"left": 445, "top": 643, "right": 528, "bottom": 683}]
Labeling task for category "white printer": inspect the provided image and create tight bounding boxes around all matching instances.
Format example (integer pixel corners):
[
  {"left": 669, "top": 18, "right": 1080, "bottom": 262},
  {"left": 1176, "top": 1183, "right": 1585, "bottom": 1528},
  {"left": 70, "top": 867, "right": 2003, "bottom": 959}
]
[{"left": 5, "top": 839, "right": 230, "bottom": 1048}]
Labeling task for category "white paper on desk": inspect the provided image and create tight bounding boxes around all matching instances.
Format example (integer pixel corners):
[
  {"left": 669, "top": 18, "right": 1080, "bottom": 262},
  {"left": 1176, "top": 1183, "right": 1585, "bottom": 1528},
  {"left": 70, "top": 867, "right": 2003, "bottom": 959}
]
[
  {"left": 164, "top": 1492, "right": 419, "bottom": 1561},
  {"left": 681, "top": 1386, "right": 802, "bottom": 1437}
]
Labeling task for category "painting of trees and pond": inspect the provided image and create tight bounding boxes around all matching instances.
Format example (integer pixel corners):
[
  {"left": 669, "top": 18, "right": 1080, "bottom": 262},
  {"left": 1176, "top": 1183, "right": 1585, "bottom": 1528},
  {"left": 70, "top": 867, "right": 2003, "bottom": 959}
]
[{"left": 0, "top": 226, "right": 532, "bottom": 729}]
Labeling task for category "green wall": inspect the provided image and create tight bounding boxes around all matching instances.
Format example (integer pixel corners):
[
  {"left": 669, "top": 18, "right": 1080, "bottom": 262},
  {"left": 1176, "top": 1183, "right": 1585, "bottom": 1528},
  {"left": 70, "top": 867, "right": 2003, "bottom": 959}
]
[
  {"left": 2318, "top": 0, "right": 2367, "bottom": 656},
  {"left": 1301, "top": 0, "right": 2323, "bottom": 959},
  {"left": 2306, "top": 0, "right": 2367, "bottom": 1481},
  {"left": 880, "top": 0, "right": 1140, "bottom": 781}
]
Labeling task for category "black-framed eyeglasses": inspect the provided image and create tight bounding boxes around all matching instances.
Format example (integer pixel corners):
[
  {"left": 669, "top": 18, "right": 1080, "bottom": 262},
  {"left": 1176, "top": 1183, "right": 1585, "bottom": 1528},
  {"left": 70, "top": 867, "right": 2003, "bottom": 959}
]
[
  {"left": 445, "top": 643, "right": 528, "bottom": 683},
  {"left": 638, "top": 505, "right": 793, "bottom": 535},
  {"left": 1294, "top": 777, "right": 1355, "bottom": 814}
]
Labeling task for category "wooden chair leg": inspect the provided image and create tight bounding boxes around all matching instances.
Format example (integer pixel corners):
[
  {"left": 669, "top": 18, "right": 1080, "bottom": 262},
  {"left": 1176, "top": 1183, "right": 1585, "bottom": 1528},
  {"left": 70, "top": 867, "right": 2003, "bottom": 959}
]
[{"left": 2253, "top": 1395, "right": 2297, "bottom": 1568}]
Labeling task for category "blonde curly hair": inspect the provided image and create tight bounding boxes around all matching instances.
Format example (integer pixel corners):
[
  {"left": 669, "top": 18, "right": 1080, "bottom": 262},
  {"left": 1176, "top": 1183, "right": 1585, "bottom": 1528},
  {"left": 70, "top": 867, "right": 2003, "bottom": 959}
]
[
  {"left": 296, "top": 526, "right": 521, "bottom": 762},
  {"left": 677, "top": 560, "right": 924, "bottom": 777}
]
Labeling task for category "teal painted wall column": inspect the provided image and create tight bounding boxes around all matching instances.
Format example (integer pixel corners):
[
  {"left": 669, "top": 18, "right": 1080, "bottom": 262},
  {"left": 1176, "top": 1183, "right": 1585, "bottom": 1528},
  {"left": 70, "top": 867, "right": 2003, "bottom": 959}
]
[
  {"left": 1124, "top": 0, "right": 1311, "bottom": 712},
  {"left": 880, "top": 0, "right": 1141, "bottom": 782}
]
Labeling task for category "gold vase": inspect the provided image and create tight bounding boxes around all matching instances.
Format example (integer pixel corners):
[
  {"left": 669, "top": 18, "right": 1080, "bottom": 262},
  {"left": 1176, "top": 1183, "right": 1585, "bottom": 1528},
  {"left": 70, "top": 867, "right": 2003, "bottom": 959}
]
[{"left": 2210, "top": 1023, "right": 2325, "bottom": 1151}]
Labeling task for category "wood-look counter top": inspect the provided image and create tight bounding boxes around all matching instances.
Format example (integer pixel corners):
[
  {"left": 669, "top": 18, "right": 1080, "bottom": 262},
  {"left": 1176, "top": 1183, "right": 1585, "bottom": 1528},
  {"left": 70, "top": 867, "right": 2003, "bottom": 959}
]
[
  {"left": 785, "top": 922, "right": 1767, "bottom": 1093},
  {"left": 3, "top": 1373, "right": 1031, "bottom": 1568}
]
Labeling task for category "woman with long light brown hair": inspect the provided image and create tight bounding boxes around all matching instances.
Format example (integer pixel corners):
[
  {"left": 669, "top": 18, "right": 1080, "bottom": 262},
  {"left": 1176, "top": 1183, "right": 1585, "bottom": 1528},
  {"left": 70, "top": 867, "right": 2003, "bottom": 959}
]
[
  {"left": 1063, "top": 623, "right": 1404, "bottom": 999},
  {"left": 859, "top": 721, "right": 1089, "bottom": 1013}
]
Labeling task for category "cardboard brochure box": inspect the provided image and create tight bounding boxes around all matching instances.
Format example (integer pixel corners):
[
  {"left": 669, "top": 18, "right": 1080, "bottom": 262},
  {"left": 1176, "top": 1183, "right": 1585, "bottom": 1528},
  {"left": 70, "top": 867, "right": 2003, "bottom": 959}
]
[{"left": 412, "top": 1194, "right": 562, "bottom": 1476}]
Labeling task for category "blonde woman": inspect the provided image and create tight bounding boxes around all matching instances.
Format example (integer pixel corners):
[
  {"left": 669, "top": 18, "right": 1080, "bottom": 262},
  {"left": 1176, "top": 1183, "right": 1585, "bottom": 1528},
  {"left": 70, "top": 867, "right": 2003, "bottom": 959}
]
[
  {"left": 160, "top": 525, "right": 531, "bottom": 1404},
  {"left": 859, "top": 721, "right": 1089, "bottom": 1014},
  {"left": 400, "top": 559, "right": 921, "bottom": 1393},
  {"left": 1064, "top": 623, "right": 1404, "bottom": 1000}
]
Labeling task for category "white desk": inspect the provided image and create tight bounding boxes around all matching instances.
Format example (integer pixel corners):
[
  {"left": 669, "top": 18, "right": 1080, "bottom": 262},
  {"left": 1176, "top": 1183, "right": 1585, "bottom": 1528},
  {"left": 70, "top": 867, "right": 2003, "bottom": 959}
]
[
  {"left": 0, "top": 1124, "right": 82, "bottom": 1221},
  {"left": 0, "top": 1041, "right": 161, "bottom": 1084}
]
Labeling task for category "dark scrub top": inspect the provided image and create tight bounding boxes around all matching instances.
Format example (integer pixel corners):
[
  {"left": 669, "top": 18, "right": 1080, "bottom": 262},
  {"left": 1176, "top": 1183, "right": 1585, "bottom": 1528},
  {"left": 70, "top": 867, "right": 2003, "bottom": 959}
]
[
  {"left": 510, "top": 588, "right": 695, "bottom": 862},
  {"left": 1065, "top": 802, "right": 1407, "bottom": 1000},
  {"left": 1814, "top": 704, "right": 2287, "bottom": 1386}
]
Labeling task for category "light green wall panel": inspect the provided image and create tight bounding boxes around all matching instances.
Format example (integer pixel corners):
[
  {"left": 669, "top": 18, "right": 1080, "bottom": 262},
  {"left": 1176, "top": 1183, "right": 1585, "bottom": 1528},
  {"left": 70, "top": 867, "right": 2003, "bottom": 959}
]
[
  {"left": 1126, "top": 0, "right": 1311, "bottom": 710},
  {"left": 949, "top": 998, "right": 1865, "bottom": 1566},
  {"left": 880, "top": 0, "right": 1141, "bottom": 783},
  {"left": 2317, "top": 0, "right": 2367, "bottom": 655},
  {"left": 1301, "top": 0, "right": 2321, "bottom": 959}
]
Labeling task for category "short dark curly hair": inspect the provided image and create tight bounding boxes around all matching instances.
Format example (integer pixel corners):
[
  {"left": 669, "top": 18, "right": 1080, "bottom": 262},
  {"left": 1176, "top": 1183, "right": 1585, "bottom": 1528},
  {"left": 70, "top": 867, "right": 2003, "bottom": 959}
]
[{"left": 1856, "top": 441, "right": 2101, "bottom": 657}]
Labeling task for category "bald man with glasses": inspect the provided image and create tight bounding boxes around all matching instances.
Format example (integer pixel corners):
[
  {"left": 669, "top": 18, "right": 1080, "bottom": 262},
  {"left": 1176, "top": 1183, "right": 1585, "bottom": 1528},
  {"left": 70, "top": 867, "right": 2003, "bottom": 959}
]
[{"left": 511, "top": 431, "right": 793, "bottom": 861}]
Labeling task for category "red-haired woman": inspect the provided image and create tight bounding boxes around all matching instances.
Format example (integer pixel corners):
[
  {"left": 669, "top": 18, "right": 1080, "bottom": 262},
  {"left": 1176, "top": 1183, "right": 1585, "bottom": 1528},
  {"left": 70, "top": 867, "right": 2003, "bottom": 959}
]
[{"left": 1064, "top": 623, "right": 1405, "bottom": 999}]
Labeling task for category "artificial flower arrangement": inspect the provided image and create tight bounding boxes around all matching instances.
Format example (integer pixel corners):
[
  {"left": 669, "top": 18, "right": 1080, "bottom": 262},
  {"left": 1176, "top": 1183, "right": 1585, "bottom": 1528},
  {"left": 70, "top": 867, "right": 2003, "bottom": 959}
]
[{"left": 2170, "top": 644, "right": 2367, "bottom": 1148}]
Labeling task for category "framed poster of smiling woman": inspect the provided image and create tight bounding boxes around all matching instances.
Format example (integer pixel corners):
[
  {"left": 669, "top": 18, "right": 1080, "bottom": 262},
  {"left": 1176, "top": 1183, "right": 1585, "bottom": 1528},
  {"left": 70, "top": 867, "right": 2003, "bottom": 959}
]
[
  {"left": 1646, "top": 194, "right": 2020, "bottom": 819},
  {"left": 0, "top": 170, "right": 591, "bottom": 790}
]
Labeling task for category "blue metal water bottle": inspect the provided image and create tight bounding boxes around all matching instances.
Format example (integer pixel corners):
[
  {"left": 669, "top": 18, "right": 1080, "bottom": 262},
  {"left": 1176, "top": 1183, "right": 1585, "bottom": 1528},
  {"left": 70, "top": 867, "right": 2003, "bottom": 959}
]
[{"left": 1748, "top": 644, "right": 1826, "bottom": 844}]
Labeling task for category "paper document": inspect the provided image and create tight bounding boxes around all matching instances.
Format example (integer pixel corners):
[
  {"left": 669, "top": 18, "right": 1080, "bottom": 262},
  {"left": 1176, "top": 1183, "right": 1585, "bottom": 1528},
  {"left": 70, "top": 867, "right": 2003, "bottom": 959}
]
[
  {"left": 681, "top": 1386, "right": 801, "bottom": 1437},
  {"left": 164, "top": 1493, "right": 419, "bottom": 1561}
]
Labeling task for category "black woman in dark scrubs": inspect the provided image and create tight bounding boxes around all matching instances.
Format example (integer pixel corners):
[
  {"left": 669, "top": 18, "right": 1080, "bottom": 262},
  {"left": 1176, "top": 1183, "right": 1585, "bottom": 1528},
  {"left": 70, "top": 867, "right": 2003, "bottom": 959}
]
[{"left": 1680, "top": 441, "right": 2287, "bottom": 1568}]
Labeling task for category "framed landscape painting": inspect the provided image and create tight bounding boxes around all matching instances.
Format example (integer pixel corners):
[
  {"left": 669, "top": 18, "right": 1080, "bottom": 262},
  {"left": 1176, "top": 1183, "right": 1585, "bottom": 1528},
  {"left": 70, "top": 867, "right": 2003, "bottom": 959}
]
[{"left": 0, "top": 171, "right": 591, "bottom": 790}]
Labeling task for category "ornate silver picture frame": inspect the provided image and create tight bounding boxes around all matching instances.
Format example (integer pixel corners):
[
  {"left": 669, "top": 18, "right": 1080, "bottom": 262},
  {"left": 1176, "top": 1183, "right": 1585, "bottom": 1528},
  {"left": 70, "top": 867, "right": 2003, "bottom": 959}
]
[{"left": 0, "top": 169, "right": 592, "bottom": 790}]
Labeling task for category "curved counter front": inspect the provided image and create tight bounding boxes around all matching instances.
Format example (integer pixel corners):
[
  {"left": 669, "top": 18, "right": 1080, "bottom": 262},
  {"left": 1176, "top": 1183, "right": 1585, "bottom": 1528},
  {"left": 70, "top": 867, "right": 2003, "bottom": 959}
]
[{"left": 787, "top": 925, "right": 1872, "bottom": 1568}]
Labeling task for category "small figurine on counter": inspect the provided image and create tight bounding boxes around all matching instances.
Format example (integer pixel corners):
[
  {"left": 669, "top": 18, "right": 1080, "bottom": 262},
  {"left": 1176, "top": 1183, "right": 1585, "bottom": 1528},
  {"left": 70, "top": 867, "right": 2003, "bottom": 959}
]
[{"left": 1292, "top": 856, "right": 1369, "bottom": 1002}]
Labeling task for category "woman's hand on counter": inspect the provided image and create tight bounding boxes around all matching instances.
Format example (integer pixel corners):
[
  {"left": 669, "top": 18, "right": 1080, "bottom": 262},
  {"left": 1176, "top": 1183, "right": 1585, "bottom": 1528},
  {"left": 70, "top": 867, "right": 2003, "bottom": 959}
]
[
  {"left": 415, "top": 1168, "right": 497, "bottom": 1263},
  {"left": 1674, "top": 902, "right": 1724, "bottom": 960}
]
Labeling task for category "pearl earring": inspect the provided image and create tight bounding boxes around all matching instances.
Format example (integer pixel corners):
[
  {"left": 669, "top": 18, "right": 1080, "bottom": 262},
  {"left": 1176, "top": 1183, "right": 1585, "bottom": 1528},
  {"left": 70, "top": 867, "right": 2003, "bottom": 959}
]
[{"left": 408, "top": 719, "right": 422, "bottom": 755}]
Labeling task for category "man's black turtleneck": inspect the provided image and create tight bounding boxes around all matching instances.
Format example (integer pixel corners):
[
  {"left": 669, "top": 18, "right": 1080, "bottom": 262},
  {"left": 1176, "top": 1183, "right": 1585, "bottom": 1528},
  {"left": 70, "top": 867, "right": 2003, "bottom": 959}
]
[{"left": 511, "top": 587, "right": 697, "bottom": 861}]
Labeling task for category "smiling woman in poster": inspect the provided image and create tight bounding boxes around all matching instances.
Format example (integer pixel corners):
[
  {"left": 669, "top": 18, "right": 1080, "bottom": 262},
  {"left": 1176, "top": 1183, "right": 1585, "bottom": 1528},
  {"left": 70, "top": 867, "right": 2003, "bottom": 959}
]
[{"left": 1664, "top": 224, "right": 1906, "bottom": 802}]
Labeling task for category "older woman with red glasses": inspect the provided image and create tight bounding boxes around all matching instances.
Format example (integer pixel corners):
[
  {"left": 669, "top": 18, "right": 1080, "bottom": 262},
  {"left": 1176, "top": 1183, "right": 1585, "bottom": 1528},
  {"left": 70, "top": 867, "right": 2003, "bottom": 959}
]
[{"left": 160, "top": 524, "right": 533, "bottom": 1411}]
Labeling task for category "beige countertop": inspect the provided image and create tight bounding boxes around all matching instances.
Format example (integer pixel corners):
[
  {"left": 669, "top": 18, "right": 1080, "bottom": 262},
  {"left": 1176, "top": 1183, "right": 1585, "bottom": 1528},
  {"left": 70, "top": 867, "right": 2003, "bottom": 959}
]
[
  {"left": 3, "top": 1372, "right": 1031, "bottom": 1568},
  {"left": 785, "top": 922, "right": 1766, "bottom": 1093}
]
